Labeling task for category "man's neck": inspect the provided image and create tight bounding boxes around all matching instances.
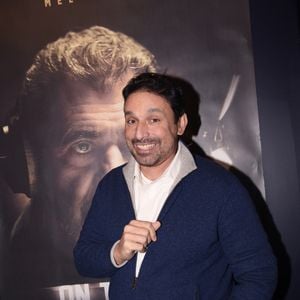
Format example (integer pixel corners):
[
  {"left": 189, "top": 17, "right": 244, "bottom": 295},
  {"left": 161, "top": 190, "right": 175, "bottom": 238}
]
[{"left": 140, "top": 161, "right": 172, "bottom": 181}]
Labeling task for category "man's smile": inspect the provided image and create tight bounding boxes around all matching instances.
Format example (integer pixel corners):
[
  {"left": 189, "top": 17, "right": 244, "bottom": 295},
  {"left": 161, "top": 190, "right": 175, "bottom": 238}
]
[
  {"left": 134, "top": 142, "right": 156, "bottom": 151},
  {"left": 132, "top": 138, "right": 160, "bottom": 154}
]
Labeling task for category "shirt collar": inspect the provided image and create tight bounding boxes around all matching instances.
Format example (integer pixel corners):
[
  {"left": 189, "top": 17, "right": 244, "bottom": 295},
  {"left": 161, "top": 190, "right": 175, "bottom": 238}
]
[{"left": 123, "top": 141, "right": 197, "bottom": 199}]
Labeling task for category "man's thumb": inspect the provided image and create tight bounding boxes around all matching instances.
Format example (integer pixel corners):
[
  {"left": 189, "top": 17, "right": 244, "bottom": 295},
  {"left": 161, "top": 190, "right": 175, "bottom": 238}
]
[{"left": 153, "top": 221, "right": 161, "bottom": 231}]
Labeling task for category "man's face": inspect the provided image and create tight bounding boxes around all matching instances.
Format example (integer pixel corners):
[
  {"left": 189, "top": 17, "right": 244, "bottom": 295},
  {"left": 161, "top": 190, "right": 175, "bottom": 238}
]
[
  {"left": 29, "top": 76, "right": 131, "bottom": 248},
  {"left": 124, "top": 91, "right": 187, "bottom": 177}
]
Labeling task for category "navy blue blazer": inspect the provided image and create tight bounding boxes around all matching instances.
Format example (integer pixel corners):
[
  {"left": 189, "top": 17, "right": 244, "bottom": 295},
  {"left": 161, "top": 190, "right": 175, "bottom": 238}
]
[{"left": 74, "top": 156, "right": 277, "bottom": 299}]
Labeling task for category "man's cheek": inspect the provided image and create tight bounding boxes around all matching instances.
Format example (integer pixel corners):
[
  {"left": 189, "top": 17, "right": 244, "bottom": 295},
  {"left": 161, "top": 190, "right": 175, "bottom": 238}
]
[
  {"left": 50, "top": 157, "right": 107, "bottom": 218},
  {"left": 52, "top": 174, "right": 94, "bottom": 231}
]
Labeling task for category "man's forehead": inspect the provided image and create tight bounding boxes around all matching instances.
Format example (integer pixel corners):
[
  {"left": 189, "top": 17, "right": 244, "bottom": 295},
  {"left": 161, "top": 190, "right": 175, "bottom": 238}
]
[
  {"left": 45, "top": 99, "right": 125, "bottom": 138},
  {"left": 51, "top": 81, "right": 126, "bottom": 121},
  {"left": 54, "top": 73, "right": 133, "bottom": 105},
  {"left": 66, "top": 102, "right": 125, "bottom": 121},
  {"left": 69, "top": 102, "right": 124, "bottom": 113},
  {"left": 55, "top": 84, "right": 122, "bottom": 105}
]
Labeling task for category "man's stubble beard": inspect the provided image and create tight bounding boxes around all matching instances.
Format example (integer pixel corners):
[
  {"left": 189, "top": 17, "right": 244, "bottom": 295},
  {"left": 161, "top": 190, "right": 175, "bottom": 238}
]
[{"left": 127, "top": 137, "right": 177, "bottom": 168}]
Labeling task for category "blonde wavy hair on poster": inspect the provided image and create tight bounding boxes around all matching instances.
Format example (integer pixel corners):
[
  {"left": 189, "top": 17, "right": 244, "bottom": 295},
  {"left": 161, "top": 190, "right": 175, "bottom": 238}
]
[
  {"left": 22, "top": 25, "right": 157, "bottom": 97},
  {"left": 18, "top": 25, "right": 156, "bottom": 140}
]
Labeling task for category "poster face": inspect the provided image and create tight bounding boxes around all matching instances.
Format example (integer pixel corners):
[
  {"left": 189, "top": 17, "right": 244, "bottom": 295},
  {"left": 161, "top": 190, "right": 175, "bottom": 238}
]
[{"left": 0, "top": 1, "right": 263, "bottom": 299}]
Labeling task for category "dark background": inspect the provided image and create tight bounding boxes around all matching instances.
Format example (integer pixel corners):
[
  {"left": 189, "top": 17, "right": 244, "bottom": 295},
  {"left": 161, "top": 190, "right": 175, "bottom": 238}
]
[
  {"left": 250, "top": 0, "right": 300, "bottom": 299},
  {"left": 0, "top": 0, "right": 299, "bottom": 298}
]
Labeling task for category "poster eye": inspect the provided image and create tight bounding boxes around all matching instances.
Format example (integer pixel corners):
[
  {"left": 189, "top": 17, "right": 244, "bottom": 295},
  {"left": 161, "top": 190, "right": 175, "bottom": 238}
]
[{"left": 72, "top": 141, "right": 92, "bottom": 154}]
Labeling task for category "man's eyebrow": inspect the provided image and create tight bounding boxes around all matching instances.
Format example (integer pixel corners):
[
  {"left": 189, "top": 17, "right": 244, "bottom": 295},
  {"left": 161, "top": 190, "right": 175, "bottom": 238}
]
[
  {"left": 148, "top": 108, "right": 163, "bottom": 114},
  {"left": 124, "top": 108, "right": 164, "bottom": 116},
  {"left": 124, "top": 110, "right": 134, "bottom": 116},
  {"left": 61, "top": 129, "right": 103, "bottom": 145}
]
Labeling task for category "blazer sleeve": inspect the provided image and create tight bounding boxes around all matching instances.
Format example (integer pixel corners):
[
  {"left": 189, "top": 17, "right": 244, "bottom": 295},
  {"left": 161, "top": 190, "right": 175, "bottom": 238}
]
[
  {"left": 218, "top": 179, "right": 277, "bottom": 299},
  {"left": 73, "top": 175, "right": 120, "bottom": 279}
]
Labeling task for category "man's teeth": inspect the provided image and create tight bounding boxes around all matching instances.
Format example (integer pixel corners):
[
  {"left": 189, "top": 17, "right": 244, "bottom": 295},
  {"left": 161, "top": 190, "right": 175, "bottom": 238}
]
[{"left": 135, "top": 143, "right": 155, "bottom": 150}]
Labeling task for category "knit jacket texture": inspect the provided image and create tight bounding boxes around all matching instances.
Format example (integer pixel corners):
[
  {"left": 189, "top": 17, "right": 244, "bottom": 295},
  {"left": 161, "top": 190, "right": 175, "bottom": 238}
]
[{"left": 74, "top": 152, "right": 277, "bottom": 300}]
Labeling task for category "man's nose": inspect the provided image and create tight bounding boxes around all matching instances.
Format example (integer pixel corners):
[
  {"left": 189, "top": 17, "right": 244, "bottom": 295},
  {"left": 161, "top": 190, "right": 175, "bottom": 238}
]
[
  {"left": 135, "top": 121, "right": 149, "bottom": 140},
  {"left": 104, "top": 144, "right": 127, "bottom": 173}
]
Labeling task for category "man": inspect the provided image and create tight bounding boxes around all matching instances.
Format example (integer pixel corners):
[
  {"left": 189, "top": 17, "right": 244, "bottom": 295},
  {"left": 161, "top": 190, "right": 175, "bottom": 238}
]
[
  {"left": 74, "top": 73, "right": 277, "bottom": 299},
  {"left": 3, "top": 26, "right": 156, "bottom": 295}
]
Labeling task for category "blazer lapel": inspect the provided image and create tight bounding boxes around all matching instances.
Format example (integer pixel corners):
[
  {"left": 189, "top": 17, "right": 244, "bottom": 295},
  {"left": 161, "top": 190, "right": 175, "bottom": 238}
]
[{"left": 158, "top": 142, "right": 197, "bottom": 221}]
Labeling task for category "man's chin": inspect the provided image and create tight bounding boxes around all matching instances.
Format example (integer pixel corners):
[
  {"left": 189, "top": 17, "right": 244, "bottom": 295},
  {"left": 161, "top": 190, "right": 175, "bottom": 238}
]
[{"left": 133, "top": 155, "right": 160, "bottom": 167}]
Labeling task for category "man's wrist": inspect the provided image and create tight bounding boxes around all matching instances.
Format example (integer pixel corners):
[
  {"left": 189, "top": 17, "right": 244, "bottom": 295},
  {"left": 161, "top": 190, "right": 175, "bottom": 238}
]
[{"left": 110, "top": 240, "right": 128, "bottom": 268}]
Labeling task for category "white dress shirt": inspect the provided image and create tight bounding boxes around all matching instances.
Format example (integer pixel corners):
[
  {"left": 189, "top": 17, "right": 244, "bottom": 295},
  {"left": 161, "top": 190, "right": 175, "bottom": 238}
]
[{"left": 132, "top": 142, "right": 182, "bottom": 277}]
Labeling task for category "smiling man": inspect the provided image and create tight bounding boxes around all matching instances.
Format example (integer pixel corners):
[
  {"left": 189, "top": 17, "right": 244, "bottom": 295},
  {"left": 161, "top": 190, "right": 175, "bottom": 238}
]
[
  {"left": 74, "top": 73, "right": 277, "bottom": 299},
  {"left": 4, "top": 26, "right": 156, "bottom": 296}
]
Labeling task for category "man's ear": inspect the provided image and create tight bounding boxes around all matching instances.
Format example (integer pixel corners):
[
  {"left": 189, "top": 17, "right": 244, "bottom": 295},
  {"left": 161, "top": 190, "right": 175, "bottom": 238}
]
[{"left": 177, "top": 113, "right": 188, "bottom": 136}]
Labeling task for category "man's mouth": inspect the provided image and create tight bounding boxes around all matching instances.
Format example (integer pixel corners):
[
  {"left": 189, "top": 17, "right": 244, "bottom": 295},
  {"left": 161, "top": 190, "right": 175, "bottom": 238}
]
[
  {"left": 134, "top": 142, "right": 156, "bottom": 151},
  {"left": 132, "top": 138, "right": 159, "bottom": 153}
]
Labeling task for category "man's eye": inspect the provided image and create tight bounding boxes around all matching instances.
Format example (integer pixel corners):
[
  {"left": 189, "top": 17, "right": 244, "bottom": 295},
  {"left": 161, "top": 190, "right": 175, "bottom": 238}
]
[
  {"left": 71, "top": 141, "right": 92, "bottom": 154},
  {"left": 150, "top": 118, "right": 160, "bottom": 124},
  {"left": 126, "top": 119, "right": 136, "bottom": 125}
]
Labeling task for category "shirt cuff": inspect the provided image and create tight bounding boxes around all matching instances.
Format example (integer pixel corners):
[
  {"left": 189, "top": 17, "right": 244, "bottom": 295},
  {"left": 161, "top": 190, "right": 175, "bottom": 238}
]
[{"left": 110, "top": 240, "right": 128, "bottom": 268}]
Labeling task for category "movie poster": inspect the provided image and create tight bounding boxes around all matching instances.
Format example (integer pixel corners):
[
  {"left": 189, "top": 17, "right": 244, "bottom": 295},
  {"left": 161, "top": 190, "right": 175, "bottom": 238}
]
[{"left": 0, "top": 1, "right": 263, "bottom": 299}]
